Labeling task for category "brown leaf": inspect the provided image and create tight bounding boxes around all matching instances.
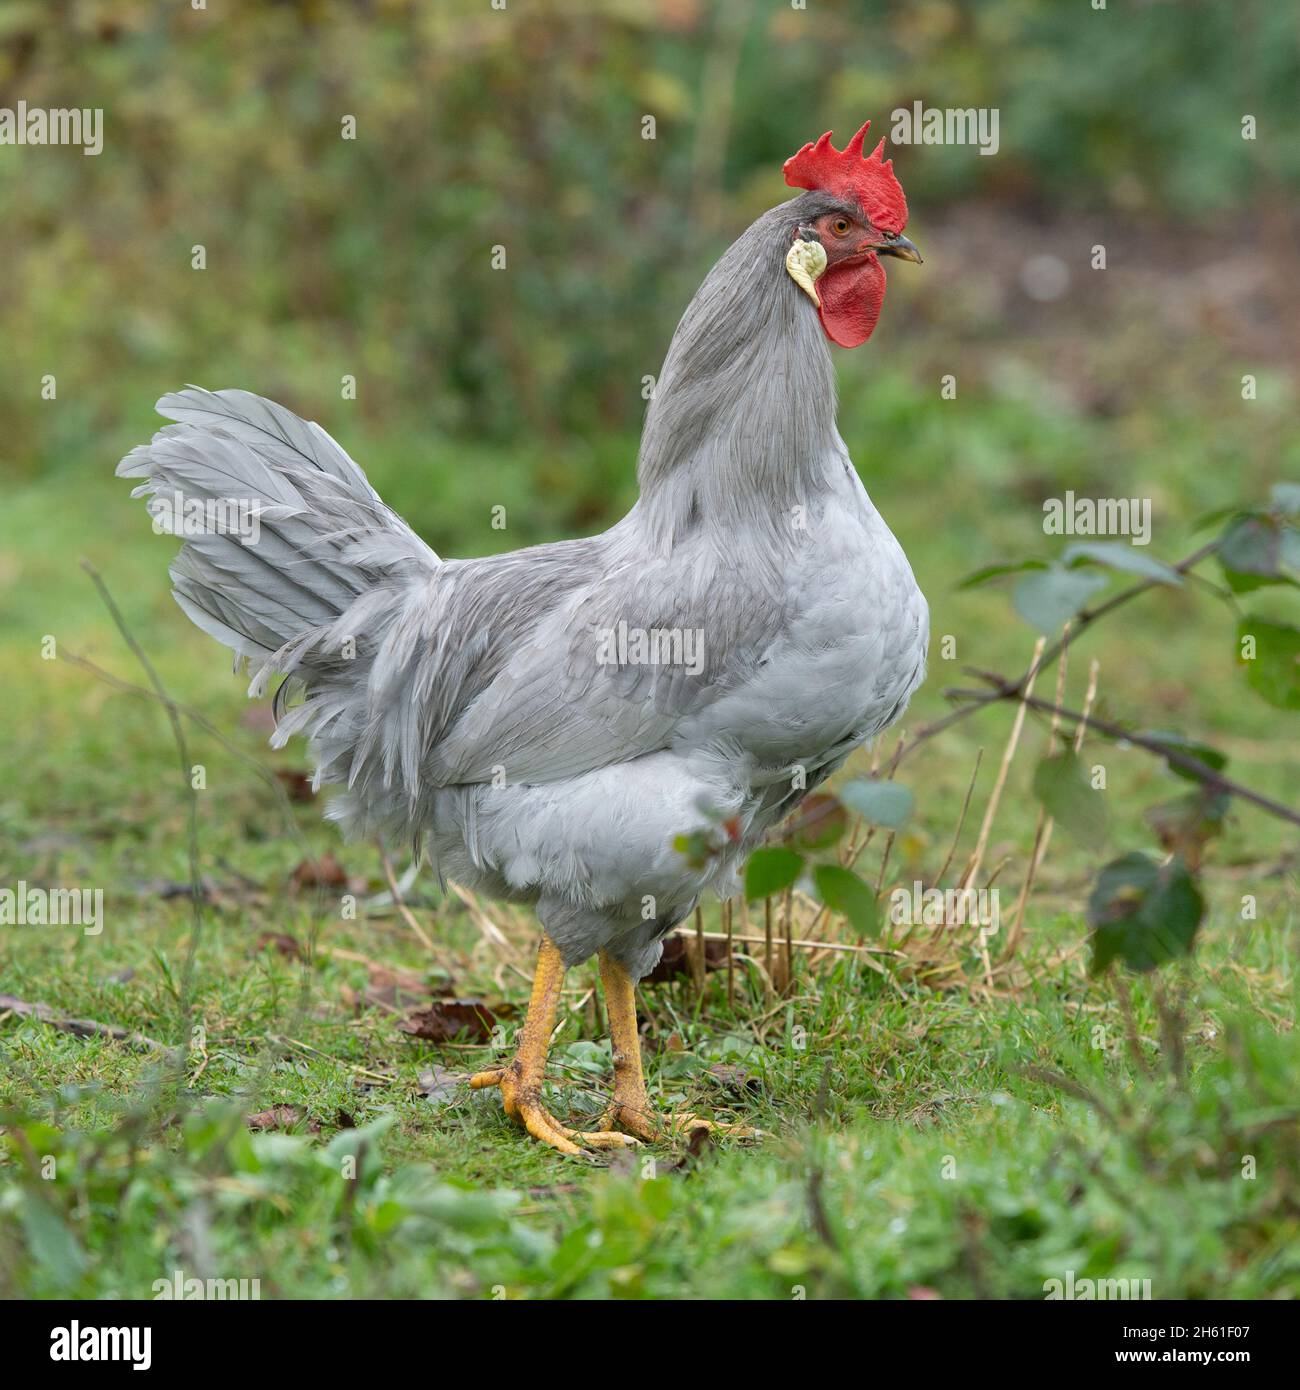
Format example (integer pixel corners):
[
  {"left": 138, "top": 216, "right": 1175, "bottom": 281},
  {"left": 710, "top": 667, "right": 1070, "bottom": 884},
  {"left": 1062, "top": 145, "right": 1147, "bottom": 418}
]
[
  {"left": 685, "top": 1124, "right": 713, "bottom": 1162},
  {"left": 275, "top": 768, "right": 316, "bottom": 803},
  {"left": 246, "top": 1105, "right": 318, "bottom": 1133},
  {"left": 343, "top": 962, "right": 439, "bottom": 1014},
  {"left": 781, "top": 792, "right": 849, "bottom": 850},
  {"left": 418, "top": 1065, "right": 466, "bottom": 1106},
  {"left": 290, "top": 851, "right": 347, "bottom": 891},
  {"left": 659, "top": 1123, "right": 714, "bottom": 1173},
  {"left": 398, "top": 999, "right": 497, "bottom": 1042},
  {"left": 255, "top": 931, "right": 305, "bottom": 960},
  {"left": 705, "top": 1063, "right": 760, "bottom": 1095},
  {"left": 642, "top": 933, "right": 728, "bottom": 983}
]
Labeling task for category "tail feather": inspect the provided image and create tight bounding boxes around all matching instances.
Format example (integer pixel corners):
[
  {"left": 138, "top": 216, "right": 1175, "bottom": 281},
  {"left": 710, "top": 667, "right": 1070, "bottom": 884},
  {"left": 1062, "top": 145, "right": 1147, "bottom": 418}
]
[{"left": 118, "top": 387, "right": 443, "bottom": 843}]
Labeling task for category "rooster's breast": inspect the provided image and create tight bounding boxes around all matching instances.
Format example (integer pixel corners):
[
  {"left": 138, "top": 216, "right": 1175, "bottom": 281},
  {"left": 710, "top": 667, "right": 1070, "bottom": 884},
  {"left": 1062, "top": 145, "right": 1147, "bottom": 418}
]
[{"left": 681, "top": 484, "right": 928, "bottom": 769}]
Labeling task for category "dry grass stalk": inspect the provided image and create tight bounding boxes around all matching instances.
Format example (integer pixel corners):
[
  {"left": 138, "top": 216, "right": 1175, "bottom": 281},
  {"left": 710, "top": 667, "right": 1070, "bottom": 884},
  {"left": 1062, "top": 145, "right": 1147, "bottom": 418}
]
[
  {"left": 725, "top": 898, "right": 735, "bottom": 1006},
  {"left": 782, "top": 885, "right": 795, "bottom": 992},
  {"left": 764, "top": 895, "right": 774, "bottom": 983},
  {"left": 679, "top": 928, "right": 894, "bottom": 958},
  {"left": 379, "top": 849, "right": 439, "bottom": 958},
  {"left": 692, "top": 904, "right": 707, "bottom": 990},
  {"left": 448, "top": 881, "right": 517, "bottom": 962},
  {"left": 960, "top": 636, "right": 1047, "bottom": 894},
  {"left": 956, "top": 636, "right": 1047, "bottom": 989}
]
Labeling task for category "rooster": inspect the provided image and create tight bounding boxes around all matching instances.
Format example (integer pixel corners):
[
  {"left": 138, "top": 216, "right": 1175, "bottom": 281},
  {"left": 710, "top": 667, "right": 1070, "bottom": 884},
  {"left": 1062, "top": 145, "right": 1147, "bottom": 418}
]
[{"left": 119, "top": 122, "right": 927, "bottom": 1153}]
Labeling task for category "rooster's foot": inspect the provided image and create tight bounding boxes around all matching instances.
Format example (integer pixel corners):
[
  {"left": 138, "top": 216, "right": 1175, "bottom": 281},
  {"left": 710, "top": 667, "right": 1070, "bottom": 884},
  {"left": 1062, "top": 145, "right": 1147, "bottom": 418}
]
[
  {"left": 598, "top": 1099, "right": 757, "bottom": 1144},
  {"left": 470, "top": 1065, "right": 642, "bottom": 1156}
]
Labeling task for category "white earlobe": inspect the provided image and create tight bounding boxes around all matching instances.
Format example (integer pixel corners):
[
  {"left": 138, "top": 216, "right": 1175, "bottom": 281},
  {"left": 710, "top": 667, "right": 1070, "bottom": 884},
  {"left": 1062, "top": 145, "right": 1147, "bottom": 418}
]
[{"left": 785, "top": 239, "right": 828, "bottom": 307}]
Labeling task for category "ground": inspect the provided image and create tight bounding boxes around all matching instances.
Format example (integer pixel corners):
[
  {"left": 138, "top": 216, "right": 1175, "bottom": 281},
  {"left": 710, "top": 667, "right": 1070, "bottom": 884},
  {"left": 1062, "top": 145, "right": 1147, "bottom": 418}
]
[{"left": 1, "top": 365, "right": 1297, "bottom": 1300}]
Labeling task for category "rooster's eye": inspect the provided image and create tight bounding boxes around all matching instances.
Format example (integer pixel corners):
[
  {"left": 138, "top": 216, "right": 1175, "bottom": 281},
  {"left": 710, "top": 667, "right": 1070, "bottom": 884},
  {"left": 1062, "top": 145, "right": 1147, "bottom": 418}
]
[{"left": 830, "top": 217, "right": 851, "bottom": 236}]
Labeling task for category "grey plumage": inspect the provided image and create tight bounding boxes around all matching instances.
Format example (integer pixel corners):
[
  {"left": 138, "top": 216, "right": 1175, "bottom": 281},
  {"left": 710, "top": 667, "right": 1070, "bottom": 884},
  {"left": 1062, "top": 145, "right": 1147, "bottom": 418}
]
[{"left": 118, "top": 190, "right": 928, "bottom": 979}]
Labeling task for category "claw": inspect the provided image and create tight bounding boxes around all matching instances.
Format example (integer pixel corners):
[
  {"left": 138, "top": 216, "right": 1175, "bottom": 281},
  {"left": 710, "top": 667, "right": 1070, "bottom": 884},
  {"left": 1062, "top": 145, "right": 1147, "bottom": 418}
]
[{"left": 470, "top": 1065, "right": 642, "bottom": 1155}]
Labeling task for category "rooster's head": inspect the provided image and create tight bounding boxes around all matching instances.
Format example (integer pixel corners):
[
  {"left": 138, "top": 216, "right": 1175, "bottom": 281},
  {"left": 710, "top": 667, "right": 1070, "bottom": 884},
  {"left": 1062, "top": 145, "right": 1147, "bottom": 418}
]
[{"left": 782, "top": 121, "right": 920, "bottom": 349}]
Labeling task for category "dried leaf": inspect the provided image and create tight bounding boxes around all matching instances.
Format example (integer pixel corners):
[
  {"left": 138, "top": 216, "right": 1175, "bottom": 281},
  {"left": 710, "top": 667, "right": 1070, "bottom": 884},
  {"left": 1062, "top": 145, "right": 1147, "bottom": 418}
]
[
  {"left": 642, "top": 933, "right": 728, "bottom": 983},
  {"left": 398, "top": 999, "right": 497, "bottom": 1042},
  {"left": 255, "top": 931, "right": 305, "bottom": 960},
  {"left": 246, "top": 1105, "right": 318, "bottom": 1133},
  {"left": 705, "top": 1063, "right": 760, "bottom": 1095},
  {"left": 418, "top": 1065, "right": 466, "bottom": 1106},
  {"left": 275, "top": 768, "right": 316, "bottom": 803},
  {"left": 290, "top": 852, "right": 347, "bottom": 891}
]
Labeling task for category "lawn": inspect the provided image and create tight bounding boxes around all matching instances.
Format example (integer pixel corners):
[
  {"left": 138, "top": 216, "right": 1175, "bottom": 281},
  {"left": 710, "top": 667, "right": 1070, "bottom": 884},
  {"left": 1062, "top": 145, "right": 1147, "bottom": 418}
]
[{"left": 1, "top": 373, "right": 1297, "bottom": 1300}]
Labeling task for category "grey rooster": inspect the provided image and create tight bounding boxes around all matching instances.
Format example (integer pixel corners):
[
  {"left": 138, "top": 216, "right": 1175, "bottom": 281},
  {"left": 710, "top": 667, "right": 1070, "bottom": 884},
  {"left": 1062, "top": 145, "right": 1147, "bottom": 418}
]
[{"left": 119, "top": 121, "right": 928, "bottom": 1153}]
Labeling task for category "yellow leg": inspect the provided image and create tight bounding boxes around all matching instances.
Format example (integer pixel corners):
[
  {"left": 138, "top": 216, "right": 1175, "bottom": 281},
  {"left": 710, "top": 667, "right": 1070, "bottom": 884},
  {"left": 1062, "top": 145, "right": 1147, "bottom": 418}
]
[
  {"left": 469, "top": 936, "right": 640, "bottom": 1155},
  {"left": 597, "top": 950, "right": 756, "bottom": 1143}
]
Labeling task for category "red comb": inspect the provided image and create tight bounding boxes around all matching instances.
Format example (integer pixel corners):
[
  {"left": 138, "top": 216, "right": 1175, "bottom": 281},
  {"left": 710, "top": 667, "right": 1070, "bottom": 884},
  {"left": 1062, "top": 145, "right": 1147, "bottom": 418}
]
[{"left": 783, "top": 121, "right": 908, "bottom": 233}]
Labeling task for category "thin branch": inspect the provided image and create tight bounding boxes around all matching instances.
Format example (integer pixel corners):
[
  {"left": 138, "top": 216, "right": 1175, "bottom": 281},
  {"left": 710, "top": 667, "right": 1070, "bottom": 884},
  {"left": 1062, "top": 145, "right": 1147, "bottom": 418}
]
[
  {"left": 950, "top": 676, "right": 1300, "bottom": 829},
  {"left": 898, "top": 540, "right": 1219, "bottom": 769}
]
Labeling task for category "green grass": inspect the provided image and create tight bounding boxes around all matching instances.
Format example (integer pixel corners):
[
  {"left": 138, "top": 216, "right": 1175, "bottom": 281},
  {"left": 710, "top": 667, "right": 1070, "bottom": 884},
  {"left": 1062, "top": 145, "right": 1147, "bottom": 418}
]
[{"left": 1, "top": 377, "right": 1297, "bottom": 1299}]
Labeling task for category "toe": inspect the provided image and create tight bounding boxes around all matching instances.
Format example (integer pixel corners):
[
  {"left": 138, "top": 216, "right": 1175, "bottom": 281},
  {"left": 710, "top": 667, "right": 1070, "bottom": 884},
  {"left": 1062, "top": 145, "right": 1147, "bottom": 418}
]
[
  {"left": 518, "top": 1102, "right": 584, "bottom": 1156},
  {"left": 570, "top": 1129, "right": 643, "bottom": 1150},
  {"left": 468, "top": 1067, "right": 507, "bottom": 1090}
]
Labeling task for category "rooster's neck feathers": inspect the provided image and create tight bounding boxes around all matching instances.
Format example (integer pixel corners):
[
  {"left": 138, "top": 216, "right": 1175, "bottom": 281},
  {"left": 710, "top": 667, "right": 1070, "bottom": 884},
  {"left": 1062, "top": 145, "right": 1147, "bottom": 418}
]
[{"left": 634, "top": 196, "right": 841, "bottom": 552}]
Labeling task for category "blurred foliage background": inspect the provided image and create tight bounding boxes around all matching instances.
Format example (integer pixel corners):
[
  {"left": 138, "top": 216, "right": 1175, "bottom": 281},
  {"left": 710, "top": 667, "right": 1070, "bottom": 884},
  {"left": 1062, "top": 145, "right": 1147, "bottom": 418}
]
[
  {"left": 1, "top": 0, "right": 1298, "bottom": 553},
  {"left": 1, "top": 0, "right": 1297, "bottom": 862}
]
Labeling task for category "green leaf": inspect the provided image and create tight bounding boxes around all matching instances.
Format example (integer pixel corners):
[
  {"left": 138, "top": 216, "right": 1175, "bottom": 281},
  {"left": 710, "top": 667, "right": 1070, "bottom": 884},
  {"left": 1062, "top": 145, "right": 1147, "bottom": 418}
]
[
  {"left": 1140, "top": 730, "right": 1228, "bottom": 783},
  {"left": 1237, "top": 617, "right": 1300, "bottom": 710},
  {"left": 782, "top": 792, "right": 849, "bottom": 851},
  {"left": 1191, "top": 503, "right": 1245, "bottom": 533},
  {"left": 956, "top": 558, "right": 1048, "bottom": 590},
  {"left": 1031, "top": 751, "right": 1108, "bottom": 848},
  {"left": 1062, "top": 541, "right": 1183, "bottom": 586},
  {"left": 812, "top": 864, "right": 880, "bottom": 938},
  {"left": 1270, "top": 482, "right": 1300, "bottom": 517},
  {"left": 743, "top": 846, "right": 804, "bottom": 900},
  {"left": 1013, "top": 564, "right": 1107, "bottom": 634},
  {"left": 839, "top": 779, "right": 914, "bottom": 829},
  {"left": 1087, "top": 853, "right": 1204, "bottom": 975},
  {"left": 21, "top": 1196, "right": 87, "bottom": 1289},
  {"left": 1217, "top": 514, "right": 1295, "bottom": 592}
]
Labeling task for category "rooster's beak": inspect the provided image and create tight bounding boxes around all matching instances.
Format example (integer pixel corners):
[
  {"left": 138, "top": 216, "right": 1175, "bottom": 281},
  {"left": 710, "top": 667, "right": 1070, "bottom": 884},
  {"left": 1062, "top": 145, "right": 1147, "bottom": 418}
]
[{"left": 874, "top": 234, "right": 923, "bottom": 265}]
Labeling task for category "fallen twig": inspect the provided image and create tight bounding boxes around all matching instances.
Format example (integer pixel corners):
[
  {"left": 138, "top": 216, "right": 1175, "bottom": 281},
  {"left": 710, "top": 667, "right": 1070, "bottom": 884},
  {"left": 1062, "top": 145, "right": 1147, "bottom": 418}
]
[{"left": 0, "top": 994, "right": 171, "bottom": 1053}]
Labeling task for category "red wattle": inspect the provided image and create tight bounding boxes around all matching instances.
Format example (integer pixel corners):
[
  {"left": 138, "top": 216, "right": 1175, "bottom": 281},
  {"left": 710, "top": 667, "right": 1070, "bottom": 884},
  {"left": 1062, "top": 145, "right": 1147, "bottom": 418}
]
[{"left": 816, "top": 257, "right": 886, "bottom": 349}]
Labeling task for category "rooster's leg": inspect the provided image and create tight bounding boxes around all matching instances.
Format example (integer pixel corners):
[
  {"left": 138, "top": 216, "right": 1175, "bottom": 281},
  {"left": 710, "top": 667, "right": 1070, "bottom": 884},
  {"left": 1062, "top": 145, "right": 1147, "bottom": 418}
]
[
  {"left": 469, "top": 936, "right": 640, "bottom": 1155},
  {"left": 597, "top": 950, "right": 756, "bottom": 1142}
]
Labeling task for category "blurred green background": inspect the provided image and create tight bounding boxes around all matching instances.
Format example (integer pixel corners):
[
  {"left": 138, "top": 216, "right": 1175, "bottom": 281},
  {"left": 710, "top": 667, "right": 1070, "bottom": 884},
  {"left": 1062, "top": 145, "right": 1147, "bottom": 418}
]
[
  {"left": 1, "top": 0, "right": 1298, "bottom": 877},
  {"left": 2, "top": 0, "right": 1298, "bottom": 534}
]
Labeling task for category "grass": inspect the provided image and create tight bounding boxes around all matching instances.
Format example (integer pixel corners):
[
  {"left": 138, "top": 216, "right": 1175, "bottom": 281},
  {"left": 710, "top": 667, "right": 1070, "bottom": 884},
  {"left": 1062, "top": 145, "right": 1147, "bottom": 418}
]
[{"left": 1, "top": 374, "right": 1297, "bottom": 1299}]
